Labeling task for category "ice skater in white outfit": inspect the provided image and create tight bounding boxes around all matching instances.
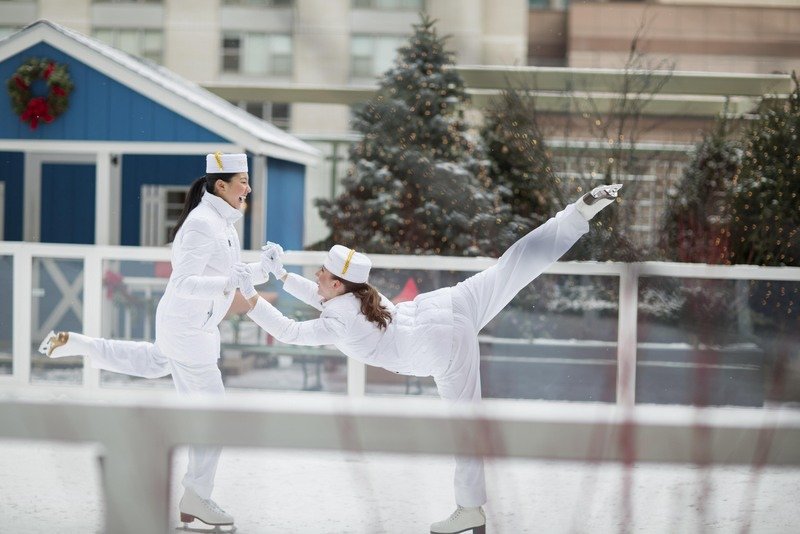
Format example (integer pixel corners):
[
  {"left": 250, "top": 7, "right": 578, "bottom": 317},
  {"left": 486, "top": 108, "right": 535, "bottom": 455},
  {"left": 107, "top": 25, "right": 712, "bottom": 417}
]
[
  {"left": 234, "top": 184, "right": 623, "bottom": 534},
  {"left": 38, "top": 152, "right": 268, "bottom": 531}
]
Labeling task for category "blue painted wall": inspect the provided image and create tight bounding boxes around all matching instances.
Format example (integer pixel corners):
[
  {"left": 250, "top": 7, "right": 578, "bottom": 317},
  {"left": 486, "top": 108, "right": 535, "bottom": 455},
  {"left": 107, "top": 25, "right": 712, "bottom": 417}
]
[
  {"left": 0, "top": 152, "right": 23, "bottom": 241},
  {"left": 266, "top": 157, "right": 305, "bottom": 251},
  {"left": 0, "top": 42, "right": 225, "bottom": 143}
]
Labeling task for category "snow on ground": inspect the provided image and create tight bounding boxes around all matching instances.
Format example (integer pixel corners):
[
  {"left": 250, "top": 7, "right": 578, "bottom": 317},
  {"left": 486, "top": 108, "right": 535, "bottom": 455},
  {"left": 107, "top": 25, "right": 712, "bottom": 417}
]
[{"left": 1, "top": 439, "right": 798, "bottom": 533}]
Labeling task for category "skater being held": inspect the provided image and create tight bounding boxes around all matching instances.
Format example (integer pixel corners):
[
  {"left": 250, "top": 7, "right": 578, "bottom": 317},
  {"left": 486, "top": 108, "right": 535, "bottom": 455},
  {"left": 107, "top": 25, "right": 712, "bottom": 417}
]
[
  {"left": 39, "top": 152, "right": 269, "bottom": 532},
  {"left": 236, "top": 184, "right": 623, "bottom": 534}
]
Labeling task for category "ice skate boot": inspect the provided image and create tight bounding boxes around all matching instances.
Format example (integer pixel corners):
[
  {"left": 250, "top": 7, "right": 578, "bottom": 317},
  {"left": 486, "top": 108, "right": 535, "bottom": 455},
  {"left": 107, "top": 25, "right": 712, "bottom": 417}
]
[
  {"left": 575, "top": 183, "right": 623, "bottom": 220},
  {"left": 178, "top": 488, "right": 235, "bottom": 532},
  {"left": 38, "top": 331, "right": 94, "bottom": 358},
  {"left": 430, "top": 505, "right": 486, "bottom": 534}
]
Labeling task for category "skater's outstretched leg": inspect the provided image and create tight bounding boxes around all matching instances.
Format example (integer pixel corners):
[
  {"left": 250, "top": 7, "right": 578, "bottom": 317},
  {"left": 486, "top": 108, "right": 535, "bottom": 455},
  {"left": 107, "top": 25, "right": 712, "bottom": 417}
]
[
  {"left": 38, "top": 330, "right": 170, "bottom": 378},
  {"left": 453, "top": 184, "right": 622, "bottom": 333}
]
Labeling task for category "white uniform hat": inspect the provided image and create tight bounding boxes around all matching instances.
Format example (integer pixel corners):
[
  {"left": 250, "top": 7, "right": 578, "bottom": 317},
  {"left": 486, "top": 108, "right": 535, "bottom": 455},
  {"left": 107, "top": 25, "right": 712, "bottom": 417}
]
[
  {"left": 206, "top": 152, "right": 248, "bottom": 174},
  {"left": 324, "top": 245, "right": 371, "bottom": 284}
]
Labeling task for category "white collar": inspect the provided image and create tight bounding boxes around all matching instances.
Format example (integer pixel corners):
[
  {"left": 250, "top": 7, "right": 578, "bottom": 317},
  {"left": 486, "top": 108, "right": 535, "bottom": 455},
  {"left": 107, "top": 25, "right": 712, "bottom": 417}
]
[{"left": 201, "top": 190, "right": 243, "bottom": 225}]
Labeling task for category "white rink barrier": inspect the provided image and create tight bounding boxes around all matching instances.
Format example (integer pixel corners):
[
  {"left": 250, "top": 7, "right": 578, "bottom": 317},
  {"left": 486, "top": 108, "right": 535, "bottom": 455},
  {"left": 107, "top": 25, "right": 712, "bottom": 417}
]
[{"left": 1, "top": 387, "right": 799, "bottom": 534}]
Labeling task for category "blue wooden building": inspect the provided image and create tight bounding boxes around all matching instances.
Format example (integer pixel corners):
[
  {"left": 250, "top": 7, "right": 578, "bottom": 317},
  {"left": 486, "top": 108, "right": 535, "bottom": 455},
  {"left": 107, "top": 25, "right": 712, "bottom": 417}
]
[{"left": 0, "top": 20, "right": 320, "bottom": 250}]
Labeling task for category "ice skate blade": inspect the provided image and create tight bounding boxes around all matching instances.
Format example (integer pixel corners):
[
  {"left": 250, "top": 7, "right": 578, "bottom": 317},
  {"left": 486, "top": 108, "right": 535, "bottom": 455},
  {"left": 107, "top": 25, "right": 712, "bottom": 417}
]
[
  {"left": 430, "top": 526, "right": 485, "bottom": 534},
  {"left": 177, "top": 521, "right": 236, "bottom": 533}
]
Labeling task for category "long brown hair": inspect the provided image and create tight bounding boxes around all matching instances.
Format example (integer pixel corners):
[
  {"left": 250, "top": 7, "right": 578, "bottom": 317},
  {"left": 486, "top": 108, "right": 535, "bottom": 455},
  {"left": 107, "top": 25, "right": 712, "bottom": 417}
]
[
  {"left": 335, "top": 276, "right": 392, "bottom": 330},
  {"left": 170, "top": 173, "right": 237, "bottom": 241}
]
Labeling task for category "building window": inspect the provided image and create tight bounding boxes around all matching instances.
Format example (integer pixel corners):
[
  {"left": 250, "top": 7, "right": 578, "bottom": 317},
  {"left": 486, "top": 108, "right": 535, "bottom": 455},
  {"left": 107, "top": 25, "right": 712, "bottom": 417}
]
[
  {"left": 93, "top": 28, "right": 163, "bottom": 63},
  {"left": 140, "top": 185, "right": 187, "bottom": 246},
  {"left": 352, "top": 0, "right": 423, "bottom": 9},
  {"left": 351, "top": 34, "right": 407, "bottom": 79},
  {"left": 222, "top": 33, "right": 292, "bottom": 76},
  {"left": 237, "top": 101, "right": 291, "bottom": 130},
  {"left": 222, "top": 0, "right": 292, "bottom": 5}
]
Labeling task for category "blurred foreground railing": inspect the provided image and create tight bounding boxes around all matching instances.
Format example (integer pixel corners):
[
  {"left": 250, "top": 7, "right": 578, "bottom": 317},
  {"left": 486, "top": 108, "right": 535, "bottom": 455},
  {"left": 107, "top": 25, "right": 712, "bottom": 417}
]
[{"left": 1, "top": 387, "right": 799, "bottom": 534}]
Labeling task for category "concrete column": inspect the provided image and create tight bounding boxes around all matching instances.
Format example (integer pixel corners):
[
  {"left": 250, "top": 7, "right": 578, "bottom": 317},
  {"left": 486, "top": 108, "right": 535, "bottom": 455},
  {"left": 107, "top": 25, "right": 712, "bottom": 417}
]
[
  {"left": 163, "top": 0, "right": 220, "bottom": 81},
  {"left": 425, "top": 0, "right": 482, "bottom": 64},
  {"left": 482, "top": 0, "right": 528, "bottom": 66},
  {"left": 292, "top": 0, "right": 351, "bottom": 134},
  {"left": 38, "top": 0, "right": 91, "bottom": 34}
]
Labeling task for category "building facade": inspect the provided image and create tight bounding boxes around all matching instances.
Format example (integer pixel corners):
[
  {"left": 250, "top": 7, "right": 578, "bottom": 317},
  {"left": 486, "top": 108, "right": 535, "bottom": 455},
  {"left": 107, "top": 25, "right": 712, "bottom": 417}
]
[{"left": 1, "top": 0, "right": 796, "bottom": 247}]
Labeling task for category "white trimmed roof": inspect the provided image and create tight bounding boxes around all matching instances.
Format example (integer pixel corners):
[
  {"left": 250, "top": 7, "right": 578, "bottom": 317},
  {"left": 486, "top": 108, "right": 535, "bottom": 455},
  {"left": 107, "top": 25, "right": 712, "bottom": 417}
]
[{"left": 0, "top": 20, "right": 321, "bottom": 165}]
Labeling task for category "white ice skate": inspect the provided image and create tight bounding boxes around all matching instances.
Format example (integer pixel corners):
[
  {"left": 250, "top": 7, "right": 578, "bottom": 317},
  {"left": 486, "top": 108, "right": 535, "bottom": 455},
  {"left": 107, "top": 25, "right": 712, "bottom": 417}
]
[
  {"left": 177, "top": 488, "right": 235, "bottom": 533},
  {"left": 430, "top": 505, "right": 486, "bottom": 534},
  {"left": 575, "top": 183, "right": 623, "bottom": 221},
  {"left": 37, "top": 331, "right": 71, "bottom": 358}
]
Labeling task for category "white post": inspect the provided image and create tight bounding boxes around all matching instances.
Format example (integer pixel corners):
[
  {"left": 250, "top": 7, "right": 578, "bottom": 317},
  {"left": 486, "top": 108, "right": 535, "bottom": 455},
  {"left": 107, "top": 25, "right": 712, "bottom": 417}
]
[
  {"left": 82, "top": 249, "right": 102, "bottom": 389},
  {"left": 347, "top": 359, "right": 366, "bottom": 397},
  {"left": 616, "top": 263, "right": 639, "bottom": 407},
  {"left": 12, "top": 250, "right": 32, "bottom": 385},
  {"left": 250, "top": 155, "right": 268, "bottom": 249},
  {"left": 95, "top": 151, "right": 111, "bottom": 246}
]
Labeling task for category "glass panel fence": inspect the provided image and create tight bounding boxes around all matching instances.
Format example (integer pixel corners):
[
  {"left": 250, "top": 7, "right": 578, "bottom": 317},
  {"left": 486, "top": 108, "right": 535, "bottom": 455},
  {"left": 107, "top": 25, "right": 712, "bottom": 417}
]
[{"left": 30, "top": 257, "right": 85, "bottom": 385}]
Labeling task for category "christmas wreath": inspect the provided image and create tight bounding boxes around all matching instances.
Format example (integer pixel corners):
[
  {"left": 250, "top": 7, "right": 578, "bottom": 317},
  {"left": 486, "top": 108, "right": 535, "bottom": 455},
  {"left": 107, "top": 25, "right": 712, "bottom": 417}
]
[{"left": 7, "top": 57, "right": 74, "bottom": 130}]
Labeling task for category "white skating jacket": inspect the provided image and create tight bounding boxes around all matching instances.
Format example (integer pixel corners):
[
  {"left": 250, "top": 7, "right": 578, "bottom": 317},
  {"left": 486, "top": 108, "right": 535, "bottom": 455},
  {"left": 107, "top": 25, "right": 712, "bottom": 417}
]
[
  {"left": 155, "top": 191, "right": 264, "bottom": 364},
  {"left": 248, "top": 274, "right": 455, "bottom": 377}
]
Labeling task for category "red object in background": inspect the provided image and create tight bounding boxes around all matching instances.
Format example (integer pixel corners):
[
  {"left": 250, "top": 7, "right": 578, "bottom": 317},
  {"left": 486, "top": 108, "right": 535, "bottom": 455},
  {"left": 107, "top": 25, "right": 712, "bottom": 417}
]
[
  {"left": 154, "top": 261, "right": 172, "bottom": 278},
  {"left": 103, "top": 270, "right": 124, "bottom": 299},
  {"left": 392, "top": 277, "right": 419, "bottom": 304}
]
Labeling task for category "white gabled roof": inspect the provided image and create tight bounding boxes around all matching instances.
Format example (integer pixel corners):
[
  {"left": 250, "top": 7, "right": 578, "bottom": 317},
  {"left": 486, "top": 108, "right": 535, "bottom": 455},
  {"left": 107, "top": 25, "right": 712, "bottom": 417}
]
[{"left": 0, "top": 20, "right": 321, "bottom": 165}]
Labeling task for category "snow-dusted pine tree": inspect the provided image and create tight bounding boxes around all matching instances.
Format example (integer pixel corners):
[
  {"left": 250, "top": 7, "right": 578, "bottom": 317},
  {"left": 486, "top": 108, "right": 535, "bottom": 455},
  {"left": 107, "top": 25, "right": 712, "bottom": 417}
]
[
  {"left": 315, "top": 14, "right": 512, "bottom": 257},
  {"left": 660, "top": 119, "right": 741, "bottom": 264}
]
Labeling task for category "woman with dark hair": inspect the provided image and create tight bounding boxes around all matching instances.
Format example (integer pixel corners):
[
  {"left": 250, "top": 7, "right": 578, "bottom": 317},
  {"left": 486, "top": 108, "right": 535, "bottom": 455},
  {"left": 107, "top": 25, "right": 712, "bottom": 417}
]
[
  {"left": 38, "top": 152, "right": 268, "bottom": 531},
  {"left": 237, "top": 184, "right": 623, "bottom": 534}
]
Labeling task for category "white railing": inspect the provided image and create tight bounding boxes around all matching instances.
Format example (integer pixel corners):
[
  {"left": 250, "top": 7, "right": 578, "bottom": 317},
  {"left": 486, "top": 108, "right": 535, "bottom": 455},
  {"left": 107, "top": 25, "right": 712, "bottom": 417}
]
[
  {"left": 1, "top": 241, "right": 799, "bottom": 405},
  {"left": 1, "top": 387, "right": 799, "bottom": 534}
]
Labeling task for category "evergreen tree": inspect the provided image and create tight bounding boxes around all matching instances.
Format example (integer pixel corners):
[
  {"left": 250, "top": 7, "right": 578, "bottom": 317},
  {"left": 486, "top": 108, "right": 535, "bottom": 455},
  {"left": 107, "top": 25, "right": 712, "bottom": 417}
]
[
  {"left": 660, "top": 119, "right": 741, "bottom": 264},
  {"left": 730, "top": 74, "right": 800, "bottom": 267},
  {"left": 315, "top": 14, "right": 510, "bottom": 257},
  {"left": 481, "top": 88, "right": 561, "bottom": 234}
]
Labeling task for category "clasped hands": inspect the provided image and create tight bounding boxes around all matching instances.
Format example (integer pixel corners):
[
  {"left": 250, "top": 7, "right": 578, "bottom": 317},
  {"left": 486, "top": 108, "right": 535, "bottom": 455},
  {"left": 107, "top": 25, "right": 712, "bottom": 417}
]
[{"left": 224, "top": 241, "right": 287, "bottom": 301}]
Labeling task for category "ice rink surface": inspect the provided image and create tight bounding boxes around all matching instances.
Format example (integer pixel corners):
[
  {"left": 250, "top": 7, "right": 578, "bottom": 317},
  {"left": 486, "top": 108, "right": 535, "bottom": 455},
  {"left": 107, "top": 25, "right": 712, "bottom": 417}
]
[{"left": 1, "top": 439, "right": 798, "bottom": 533}]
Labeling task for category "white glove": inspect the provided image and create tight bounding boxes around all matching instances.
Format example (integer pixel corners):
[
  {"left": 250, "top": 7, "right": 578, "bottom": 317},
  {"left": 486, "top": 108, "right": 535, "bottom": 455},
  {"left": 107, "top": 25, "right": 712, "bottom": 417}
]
[
  {"left": 224, "top": 263, "right": 249, "bottom": 294},
  {"left": 260, "top": 241, "right": 287, "bottom": 280},
  {"left": 575, "top": 183, "right": 623, "bottom": 221},
  {"left": 236, "top": 263, "right": 257, "bottom": 299}
]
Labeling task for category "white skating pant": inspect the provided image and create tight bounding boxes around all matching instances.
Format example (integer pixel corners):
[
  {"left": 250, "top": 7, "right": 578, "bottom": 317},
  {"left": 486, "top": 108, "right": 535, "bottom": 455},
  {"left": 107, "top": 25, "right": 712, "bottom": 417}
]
[
  {"left": 76, "top": 336, "right": 224, "bottom": 500},
  {"left": 434, "top": 203, "right": 589, "bottom": 507}
]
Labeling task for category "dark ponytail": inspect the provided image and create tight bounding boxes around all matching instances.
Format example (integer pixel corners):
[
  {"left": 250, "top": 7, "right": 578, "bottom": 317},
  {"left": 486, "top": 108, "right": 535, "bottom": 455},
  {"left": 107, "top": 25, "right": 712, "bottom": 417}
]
[
  {"left": 170, "top": 173, "right": 237, "bottom": 241},
  {"left": 337, "top": 277, "right": 392, "bottom": 330}
]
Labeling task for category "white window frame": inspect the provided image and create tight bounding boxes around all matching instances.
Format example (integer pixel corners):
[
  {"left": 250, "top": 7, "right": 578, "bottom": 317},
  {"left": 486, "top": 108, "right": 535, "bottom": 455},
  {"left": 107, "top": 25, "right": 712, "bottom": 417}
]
[
  {"left": 350, "top": 34, "right": 407, "bottom": 80},
  {"left": 140, "top": 185, "right": 187, "bottom": 247},
  {"left": 92, "top": 27, "right": 164, "bottom": 63},
  {"left": 234, "top": 100, "right": 291, "bottom": 129},
  {"left": 140, "top": 185, "right": 245, "bottom": 247},
  {"left": 221, "top": 32, "right": 292, "bottom": 76}
]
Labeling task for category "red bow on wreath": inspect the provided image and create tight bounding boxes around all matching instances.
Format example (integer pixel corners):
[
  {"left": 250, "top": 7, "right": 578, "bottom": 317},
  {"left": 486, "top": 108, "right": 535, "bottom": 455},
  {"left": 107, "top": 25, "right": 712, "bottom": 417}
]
[{"left": 20, "top": 97, "right": 54, "bottom": 130}]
